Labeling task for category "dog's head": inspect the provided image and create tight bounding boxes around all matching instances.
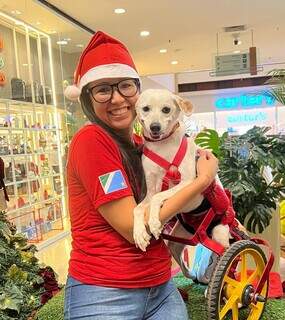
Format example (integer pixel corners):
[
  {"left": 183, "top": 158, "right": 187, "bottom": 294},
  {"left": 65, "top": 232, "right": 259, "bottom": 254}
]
[{"left": 135, "top": 89, "right": 193, "bottom": 140}]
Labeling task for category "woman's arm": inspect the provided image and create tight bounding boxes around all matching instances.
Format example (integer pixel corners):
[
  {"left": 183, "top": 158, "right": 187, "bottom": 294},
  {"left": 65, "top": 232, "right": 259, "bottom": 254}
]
[{"left": 99, "top": 150, "right": 218, "bottom": 243}]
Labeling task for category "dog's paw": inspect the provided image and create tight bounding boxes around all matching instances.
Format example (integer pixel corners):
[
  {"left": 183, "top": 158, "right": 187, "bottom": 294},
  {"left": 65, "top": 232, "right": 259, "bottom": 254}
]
[
  {"left": 133, "top": 225, "right": 151, "bottom": 251},
  {"left": 148, "top": 216, "right": 162, "bottom": 240},
  {"left": 133, "top": 206, "right": 151, "bottom": 251}
]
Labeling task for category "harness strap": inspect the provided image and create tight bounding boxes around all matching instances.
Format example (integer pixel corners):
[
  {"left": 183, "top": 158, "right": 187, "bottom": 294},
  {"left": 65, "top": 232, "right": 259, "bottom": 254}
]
[
  {"left": 143, "top": 147, "right": 171, "bottom": 171},
  {"left": 143, "top": 136, "right": 188, "bottom": 191}
]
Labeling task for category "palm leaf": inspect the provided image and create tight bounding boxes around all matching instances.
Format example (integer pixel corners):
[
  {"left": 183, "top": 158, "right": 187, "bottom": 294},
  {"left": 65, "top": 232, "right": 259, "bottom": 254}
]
[
  {"left": 194, "top": 129, "right": 221, "bottom": 157},
  {"left": 264, "top": 68, "right": 285, "bottom": 105}
]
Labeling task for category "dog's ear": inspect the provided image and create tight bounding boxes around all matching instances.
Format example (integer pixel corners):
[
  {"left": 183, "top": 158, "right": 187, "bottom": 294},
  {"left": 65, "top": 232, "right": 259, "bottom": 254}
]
[{"left": 173, "top": 95, "right": 193, "bottom": 116}]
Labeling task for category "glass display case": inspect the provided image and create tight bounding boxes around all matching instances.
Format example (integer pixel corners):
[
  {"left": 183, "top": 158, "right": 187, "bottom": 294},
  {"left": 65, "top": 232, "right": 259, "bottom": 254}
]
[
  {"left": 0, "top": 11, "right": 69, "bottom": 243},
  {"left": 0, "top": 99, "right": 66, "bottom": 242}
]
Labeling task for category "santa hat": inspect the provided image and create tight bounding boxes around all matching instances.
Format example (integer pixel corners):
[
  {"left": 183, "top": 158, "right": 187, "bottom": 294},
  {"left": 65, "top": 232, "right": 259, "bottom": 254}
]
[{"left": 64, "top": 31, "right": 140, "bottom": 101}]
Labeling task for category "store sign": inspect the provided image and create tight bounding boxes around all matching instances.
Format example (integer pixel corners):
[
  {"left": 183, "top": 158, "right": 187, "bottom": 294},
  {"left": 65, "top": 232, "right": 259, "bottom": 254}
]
[
  {"left": 227, "top": 111, "right": 268, "bottom": 124},
  {"left": 215, "top": 94, "right": 275, "bottom": 110},
  {"left": 215, "top": 53, "right": 249, "bottom": 76}
]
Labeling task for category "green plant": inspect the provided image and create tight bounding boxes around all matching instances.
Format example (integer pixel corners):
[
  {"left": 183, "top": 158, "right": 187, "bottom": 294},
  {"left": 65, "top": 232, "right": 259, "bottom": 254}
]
[
  {"left": 265, "top": 68, "right": 285, "bottom": 105},
  {"left": 0, "top": 211, "right": 59, "bottom": 320},
  {"left": 35, "top": 290, "right": 64, "bottom": 320},
  {"left": 195, "top": 126, "right": 285, "bottom": 233}
]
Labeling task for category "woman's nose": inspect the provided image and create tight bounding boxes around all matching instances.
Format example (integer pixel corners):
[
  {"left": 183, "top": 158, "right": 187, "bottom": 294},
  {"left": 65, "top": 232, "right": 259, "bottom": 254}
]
[{"left": 110, "top": 88, "right": 125, "bottom": 104}]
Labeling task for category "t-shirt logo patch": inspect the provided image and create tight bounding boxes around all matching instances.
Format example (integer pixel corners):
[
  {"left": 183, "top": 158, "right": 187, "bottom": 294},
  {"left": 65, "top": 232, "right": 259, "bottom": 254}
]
[{"left": 99, "top": 170, "right": 127, "bottom": 194}]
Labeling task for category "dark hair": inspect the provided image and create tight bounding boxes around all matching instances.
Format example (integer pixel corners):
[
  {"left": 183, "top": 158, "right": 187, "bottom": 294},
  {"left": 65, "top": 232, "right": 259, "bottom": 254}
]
[{"left": 80, "top": 84, "right": 146, "bottom": 203}]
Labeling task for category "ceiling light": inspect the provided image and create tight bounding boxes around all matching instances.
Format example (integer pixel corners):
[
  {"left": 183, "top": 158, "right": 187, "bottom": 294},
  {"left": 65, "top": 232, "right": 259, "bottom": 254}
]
[
  {"left": 233, "top": 50, "right": 240, "bottom": 54},
  {"left": 56, "top": 40, "right": 68, "bottom": 45},
  {"left": 11, "top": 10, "right": 22, "bottom": 15},
  {"left": 48, "top": 30, "right": 57, "bottom": 34},
  {"left": 171, "top": 60, "right": 178, "bottom": 65},
  {"left": 140, "top": 31, "right": 150, "bottom": 37},
  {"left": 35, "top": 21, "right": 41, "bottom": 25},
  {"left": 76, "top": 44, "right": 84, "bottom": 48},
  {"left": 160, "top": 49, "right": 167, "bottom": 53},
  {"left": 114, "top": 8, "right": 126, "bottom": 14}
]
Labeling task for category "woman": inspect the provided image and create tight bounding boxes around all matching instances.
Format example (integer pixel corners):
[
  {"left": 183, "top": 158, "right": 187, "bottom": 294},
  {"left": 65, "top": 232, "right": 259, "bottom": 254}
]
[{"left": 64, "top": 31, "right": 218, "bottom": 320}]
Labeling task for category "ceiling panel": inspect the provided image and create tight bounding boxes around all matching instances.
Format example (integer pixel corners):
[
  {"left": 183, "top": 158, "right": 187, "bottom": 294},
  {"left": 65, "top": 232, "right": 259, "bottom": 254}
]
[{"left": 1, "top": 0, "right": 284, "bottom": 75}]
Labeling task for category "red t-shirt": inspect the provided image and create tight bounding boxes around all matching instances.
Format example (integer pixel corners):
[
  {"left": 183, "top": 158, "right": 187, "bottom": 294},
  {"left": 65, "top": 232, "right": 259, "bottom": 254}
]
[{"left": 67, "top": 124, "right": 171, "bottom": 288}]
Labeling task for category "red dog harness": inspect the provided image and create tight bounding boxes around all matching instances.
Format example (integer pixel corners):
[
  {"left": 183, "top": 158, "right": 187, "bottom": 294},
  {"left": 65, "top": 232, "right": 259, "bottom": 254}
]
[
  {"left": 143, "top": 136, "right": 188, "bottom": 191},
  {"left": 143, "top": 135, "right": 237, "bottom": 240}
]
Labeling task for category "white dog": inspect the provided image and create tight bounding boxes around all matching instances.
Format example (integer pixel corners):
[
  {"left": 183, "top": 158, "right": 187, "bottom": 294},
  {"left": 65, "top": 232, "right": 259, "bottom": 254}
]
[{"left": 133, "top": 89, "right": 230, "bottom": 276}]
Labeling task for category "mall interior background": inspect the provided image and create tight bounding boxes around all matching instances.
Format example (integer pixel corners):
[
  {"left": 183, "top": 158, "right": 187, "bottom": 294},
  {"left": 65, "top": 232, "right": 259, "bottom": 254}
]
[{"left": 0, "top": 0, "right": 284, "bottom": 282}]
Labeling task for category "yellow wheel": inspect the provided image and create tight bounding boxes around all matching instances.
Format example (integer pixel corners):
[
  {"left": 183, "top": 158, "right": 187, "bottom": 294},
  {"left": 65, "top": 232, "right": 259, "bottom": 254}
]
[{"left": 207, "top": 240, "right": 268, "bottom": 320}]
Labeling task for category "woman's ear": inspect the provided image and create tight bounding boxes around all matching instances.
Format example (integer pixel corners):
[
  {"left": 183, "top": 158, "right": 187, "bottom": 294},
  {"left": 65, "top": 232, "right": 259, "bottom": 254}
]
[{"left": 173, "top": 95, "right": 194, "bottom": 116}]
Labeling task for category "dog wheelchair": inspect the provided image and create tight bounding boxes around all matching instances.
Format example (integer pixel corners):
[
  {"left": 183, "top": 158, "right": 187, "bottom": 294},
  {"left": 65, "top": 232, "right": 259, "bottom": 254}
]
[{"left": 161, "top": 183, "right": 274, "bottom": 320}]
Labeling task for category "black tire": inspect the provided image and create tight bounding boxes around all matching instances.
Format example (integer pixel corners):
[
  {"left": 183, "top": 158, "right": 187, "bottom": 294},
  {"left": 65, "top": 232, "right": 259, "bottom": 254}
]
[{"left": 207, "top": 240, "right": 268, "bottom": 320}]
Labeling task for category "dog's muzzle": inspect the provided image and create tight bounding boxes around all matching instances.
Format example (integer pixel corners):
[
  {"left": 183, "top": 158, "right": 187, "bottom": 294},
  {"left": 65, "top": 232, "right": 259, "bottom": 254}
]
[{"left": 150, "top": 122, "right": 161, "bottom": 138}]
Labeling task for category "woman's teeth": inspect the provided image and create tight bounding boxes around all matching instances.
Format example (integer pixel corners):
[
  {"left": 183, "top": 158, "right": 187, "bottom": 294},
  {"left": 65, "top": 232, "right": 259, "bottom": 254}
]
[{"left": 109, "top": 107, "right": 129, "bottom": 116}]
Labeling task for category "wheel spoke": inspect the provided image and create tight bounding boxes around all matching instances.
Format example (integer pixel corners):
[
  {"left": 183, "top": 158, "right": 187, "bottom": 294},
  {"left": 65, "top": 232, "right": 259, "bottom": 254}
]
[
  {"left": 247, "top": 269, "right": 258, "bottom": 284},
  {"left": 240, "top": 252, "right": 247, "bottom": 281},
  {"left": 220, "top": 294, "right": 239, "bottom": 319},
  {"left": 248, "top": 302, "right": 265, "bottom": 319},
  {"left": 232, "top": 303, "right": 239, "bottom": 320},
  {"left": 224, "top": 275, "right": 239, "bottom": 288}
]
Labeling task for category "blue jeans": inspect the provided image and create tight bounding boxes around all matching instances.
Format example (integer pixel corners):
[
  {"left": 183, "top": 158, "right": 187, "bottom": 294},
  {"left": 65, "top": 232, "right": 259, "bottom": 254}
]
[{"left": 64, "top": 276, "right": 188, "bottom": 320}]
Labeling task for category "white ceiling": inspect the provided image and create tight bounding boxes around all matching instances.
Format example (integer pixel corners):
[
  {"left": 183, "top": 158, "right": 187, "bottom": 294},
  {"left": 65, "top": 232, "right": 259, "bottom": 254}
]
[{"left": 1, "top": 0, "right": 285, "bottom": 76}]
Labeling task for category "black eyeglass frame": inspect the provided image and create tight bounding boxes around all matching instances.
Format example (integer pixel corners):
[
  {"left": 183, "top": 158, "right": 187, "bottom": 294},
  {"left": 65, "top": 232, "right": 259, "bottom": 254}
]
[{"left": 87, "top": 78, "right": 140, "bottom": 103}]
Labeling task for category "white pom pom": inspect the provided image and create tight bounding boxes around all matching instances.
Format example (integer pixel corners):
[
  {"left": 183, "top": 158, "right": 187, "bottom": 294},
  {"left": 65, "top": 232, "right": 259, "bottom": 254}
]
[{"left": 64, "top": 85, "right": 81, "bottom": 101}]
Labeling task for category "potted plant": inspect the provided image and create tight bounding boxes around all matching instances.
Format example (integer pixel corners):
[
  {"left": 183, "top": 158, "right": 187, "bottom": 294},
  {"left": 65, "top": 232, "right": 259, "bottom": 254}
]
[{"left": 195, "top": 126, "right": 285, "bottom": 233}]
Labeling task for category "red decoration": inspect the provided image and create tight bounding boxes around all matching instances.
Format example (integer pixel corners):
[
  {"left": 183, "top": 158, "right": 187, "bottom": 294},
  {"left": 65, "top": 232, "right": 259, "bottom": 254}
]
[
  {"left": 38, "top": 266, "right": 61, "bottom": 304},
  {"left": 18, "top": 196, "right": 25, "bottom": 207},
  {"left": 0, "top": 72, "right": 6, "bottom": 86}
]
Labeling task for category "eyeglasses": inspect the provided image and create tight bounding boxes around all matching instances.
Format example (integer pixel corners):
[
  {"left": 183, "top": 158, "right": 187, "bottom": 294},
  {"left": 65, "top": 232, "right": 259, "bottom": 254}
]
[{"left": 88, "top": 79, "right": 139, "bottom": 103}]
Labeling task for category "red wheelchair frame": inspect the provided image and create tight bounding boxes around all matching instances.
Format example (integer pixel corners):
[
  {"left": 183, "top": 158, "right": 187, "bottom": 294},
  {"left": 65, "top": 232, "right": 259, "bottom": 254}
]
[{"left": 162, "top": 206, "right": 274, "bottom": 305}]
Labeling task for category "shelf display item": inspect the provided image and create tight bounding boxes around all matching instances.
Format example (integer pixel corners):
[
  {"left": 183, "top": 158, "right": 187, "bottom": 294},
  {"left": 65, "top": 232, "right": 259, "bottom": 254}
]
[{"left": 11, "top": 78, "right": 26, "bottom": 101}]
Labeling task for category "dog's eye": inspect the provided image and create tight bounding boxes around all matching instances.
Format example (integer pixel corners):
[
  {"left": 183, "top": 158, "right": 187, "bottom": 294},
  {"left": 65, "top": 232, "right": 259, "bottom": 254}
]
[
  {"left": 162, "top": 106, "right": 171, "bottom": 114},
  {"left": 142, "top": 106, "right": 150, "bottom": 112}
]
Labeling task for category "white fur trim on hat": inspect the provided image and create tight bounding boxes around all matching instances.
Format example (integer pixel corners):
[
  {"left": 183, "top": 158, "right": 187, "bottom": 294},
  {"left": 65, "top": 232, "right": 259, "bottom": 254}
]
[
  {"left": 64, "top": 84, "right": 81, "bottom": 101},
  {"left": 79, "top": 63, "right": 140, "bottom": 90}
]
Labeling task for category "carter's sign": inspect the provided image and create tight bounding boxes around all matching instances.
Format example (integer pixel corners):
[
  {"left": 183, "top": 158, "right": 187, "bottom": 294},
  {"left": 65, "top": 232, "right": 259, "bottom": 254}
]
[{"left": 215, "top": 94, "right": 275, "bottom": 110}]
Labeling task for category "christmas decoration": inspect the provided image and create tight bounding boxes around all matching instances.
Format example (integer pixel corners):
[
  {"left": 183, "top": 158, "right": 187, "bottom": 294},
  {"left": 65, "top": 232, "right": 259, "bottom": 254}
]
[{"left": 0, "top": 211, "right": 60, "bottom": 319}]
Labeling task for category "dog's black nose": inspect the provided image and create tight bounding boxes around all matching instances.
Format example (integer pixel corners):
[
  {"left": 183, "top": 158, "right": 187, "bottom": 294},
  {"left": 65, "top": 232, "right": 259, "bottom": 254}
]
[{"left": 150, "top": 123, "right": 161, "bottom": 133}]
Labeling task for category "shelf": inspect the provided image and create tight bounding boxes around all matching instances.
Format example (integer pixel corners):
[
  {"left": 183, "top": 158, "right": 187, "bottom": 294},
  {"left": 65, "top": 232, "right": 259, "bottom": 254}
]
[
  {"left": 0, "top": 127, "right": 59, "bottom": 131},
  {"left": 0, "top": 98, "right": 58, "bottom": 110},
  {"left": 5, "top": 173, "right": 61, "bottom": 185},
  {"left": 7, "top": 196, "right": 63, "bottom": 215},
  {"left": 0, "top": 151, "right": 59, "bottom": 158}
]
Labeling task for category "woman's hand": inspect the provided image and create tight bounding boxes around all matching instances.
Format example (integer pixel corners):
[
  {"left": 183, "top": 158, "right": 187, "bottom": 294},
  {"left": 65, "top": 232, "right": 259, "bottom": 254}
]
[{"left": 196, "top": 149, "right": 218, "bottom": 188}]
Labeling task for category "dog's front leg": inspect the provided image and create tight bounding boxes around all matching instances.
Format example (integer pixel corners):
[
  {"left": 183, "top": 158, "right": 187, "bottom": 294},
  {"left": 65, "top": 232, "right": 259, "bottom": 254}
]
[
  {"left": 133, "top": 202, "right": 151, "bottom": 251},
  {"left": 148, "top": 181, "right": 189, "bottom": 239},
  {"left": 133, "top": 174, "right": 158, "bottom": 251}
]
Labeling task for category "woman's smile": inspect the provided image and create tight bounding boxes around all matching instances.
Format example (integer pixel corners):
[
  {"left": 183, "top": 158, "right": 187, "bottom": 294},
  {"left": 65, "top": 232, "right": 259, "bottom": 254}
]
[{"left": 108, "top": 106, "right": 130, "bottom": 117}]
